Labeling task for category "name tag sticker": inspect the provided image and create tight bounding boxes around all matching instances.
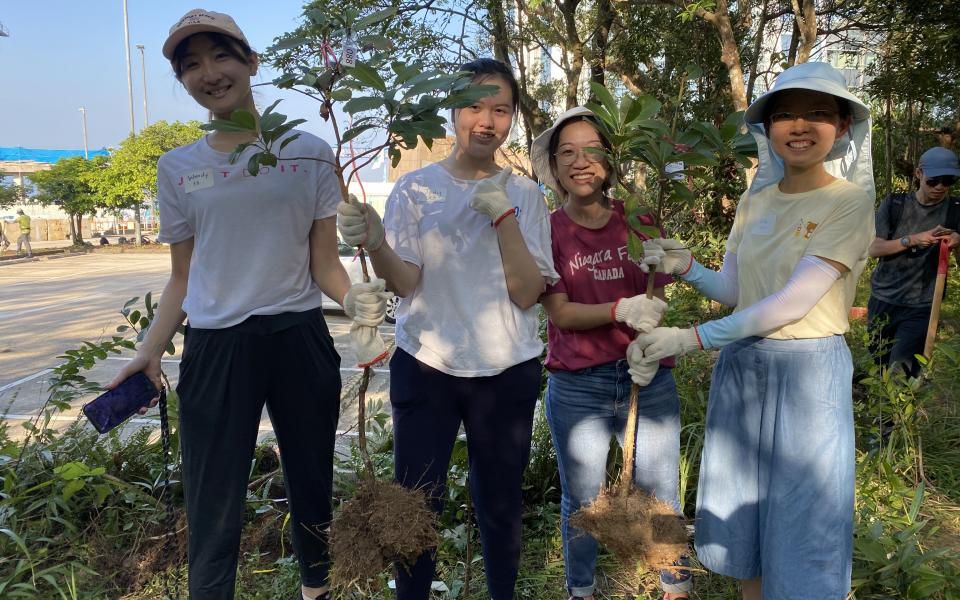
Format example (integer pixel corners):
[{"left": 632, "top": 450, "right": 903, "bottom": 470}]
[
  {"left": 751, "top": 214, "right": 776, "bottom": 236},
  {"left": 183, "top": 168, "right": 214, "bottom": 194}
]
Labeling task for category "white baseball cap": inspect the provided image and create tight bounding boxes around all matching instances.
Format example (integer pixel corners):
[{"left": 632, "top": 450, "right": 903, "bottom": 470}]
[{"left": 163, "top": 9, "right": 250, "bottom": 60}]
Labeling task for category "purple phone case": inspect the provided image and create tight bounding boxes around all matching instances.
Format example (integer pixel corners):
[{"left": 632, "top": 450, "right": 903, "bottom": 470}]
[{"left": 82, "top": 372, "right": 159, "bottom": 434}]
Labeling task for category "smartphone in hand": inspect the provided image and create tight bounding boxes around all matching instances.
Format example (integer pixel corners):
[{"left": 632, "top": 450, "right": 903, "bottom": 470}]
[{"left": 82, "top": 372, "right": 159, "bottom": 434}]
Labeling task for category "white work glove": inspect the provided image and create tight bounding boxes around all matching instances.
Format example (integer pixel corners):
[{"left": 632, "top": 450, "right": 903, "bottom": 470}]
[
  {"left": 469, "top": 167, "right": 515, "bottom": 223},
  {"left": 343, "top": 279, "right": 393, "bottom": 327},
  {"left": 633, "top": 326, "right": 702, "bottom": 362},
  {"left": 639, "top": 238, "right": 693, "bottom": 276},
  {"left": 626, "top": 339, "right": 660, "bottom": 386},
  {"left": 613, "top": 295, "right": 667, "bottom": 333},
  {"left": 337, "top": 194, "right": 385, "bottom": 250},
  {"left": 350, "top": 322, "right": 390, "bottom": 368}
]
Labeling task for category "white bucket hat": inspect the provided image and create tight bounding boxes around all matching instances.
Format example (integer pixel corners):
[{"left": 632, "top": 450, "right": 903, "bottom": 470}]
[
  {"left": 745, "top": 61, "right": 874, "bottom": 200},
  {"left": 530, "top": 106, "right": 600, "bottom": 197}
]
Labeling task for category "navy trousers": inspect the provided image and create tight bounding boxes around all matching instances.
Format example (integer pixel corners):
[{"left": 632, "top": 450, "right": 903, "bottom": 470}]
[{"left": 389, "top": 348, "right": 541, "bottom": 600}]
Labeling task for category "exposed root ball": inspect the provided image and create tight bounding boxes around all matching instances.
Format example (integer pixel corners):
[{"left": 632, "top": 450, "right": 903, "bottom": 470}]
[
  {"left": 569, "top": 485, "right": 688, "bottom": 569},
  {"left": 329, "top": 479, "right": 439, "bottom": 587}
]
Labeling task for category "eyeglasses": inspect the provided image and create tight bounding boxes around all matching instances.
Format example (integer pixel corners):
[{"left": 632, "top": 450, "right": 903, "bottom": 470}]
[
  {"left": 768, "top": 109, "right": 840, "bottom": 124},
  {"left": 925, "top": 176, "right": 958, "bottom": 187},
  {"left": 554, "top": 146, "right": 607, "bottom": 166}
]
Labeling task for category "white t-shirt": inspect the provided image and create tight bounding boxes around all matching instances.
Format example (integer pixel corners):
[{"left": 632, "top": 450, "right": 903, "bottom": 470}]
[
  {"left": 157, "top": 131, "right": 341, "bottom": 329},
  {"left": 384, "top": 163, "right": 559, "bottom": 377}
]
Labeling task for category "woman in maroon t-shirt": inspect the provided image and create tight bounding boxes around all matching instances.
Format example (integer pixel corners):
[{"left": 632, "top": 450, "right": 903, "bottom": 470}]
[{"left": 531, "top": 107, "right": 691, "bottom": 600}]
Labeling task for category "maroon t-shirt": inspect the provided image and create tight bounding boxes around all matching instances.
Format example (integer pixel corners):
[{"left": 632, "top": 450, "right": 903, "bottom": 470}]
[{"left": 544, "top": 201, "right": 674, "bottom": 372}]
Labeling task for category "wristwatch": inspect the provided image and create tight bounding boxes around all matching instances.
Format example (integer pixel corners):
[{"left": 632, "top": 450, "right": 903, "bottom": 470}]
[{"left": 900, "top": 235, "right": 911, "bottom": 248}]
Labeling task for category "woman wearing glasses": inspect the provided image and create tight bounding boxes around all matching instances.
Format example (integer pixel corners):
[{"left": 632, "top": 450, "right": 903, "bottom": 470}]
[
  {"left": 867, "top": 146, "right": 960, "bottom": 377},
  {"left": 530, "top": 107, "right": 691, "bottom": 600}
]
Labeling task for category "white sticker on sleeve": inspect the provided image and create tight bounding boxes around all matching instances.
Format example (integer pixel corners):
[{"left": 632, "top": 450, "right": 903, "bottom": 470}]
[
  {"left": 751, "top": 214, "right": 776, "bottom": 236},
  {"left": 183, "top": 168, "right": 214, "bottom": 194}
]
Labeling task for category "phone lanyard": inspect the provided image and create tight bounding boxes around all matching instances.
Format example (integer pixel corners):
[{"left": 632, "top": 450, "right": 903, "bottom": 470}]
[{"left": 158, "top": 387, "right": 182, "bottom": 599}]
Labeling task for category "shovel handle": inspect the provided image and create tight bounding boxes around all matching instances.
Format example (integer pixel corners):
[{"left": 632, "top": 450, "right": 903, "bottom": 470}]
[{"left": 923, "top": 239, "right": 950, "bottom": 359}]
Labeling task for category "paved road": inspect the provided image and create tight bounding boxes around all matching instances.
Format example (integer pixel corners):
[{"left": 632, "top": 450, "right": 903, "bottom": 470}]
[{"left": 0, "top": 252, "right": 393, "bottom": 442}]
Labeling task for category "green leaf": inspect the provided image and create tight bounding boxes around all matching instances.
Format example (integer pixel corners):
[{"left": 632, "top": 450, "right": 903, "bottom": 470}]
[
  {"left": 247, "top": 154, "right": 261, "bottom": 176},
  {"left": 259, "top": 111, "right": 286, "bottom": 133},
  {"left": 342, "top": 123, "right": 378, "bottom": 143},
  {"left": 228, "top": 143, "right": 252, "bottom": 165},
  {"left": 260, "top": 153, "right": 278, "bottom": 167},
  {"left": 271, "top": 36, "right": 307, "bottom": 51},
  {"left": 62, "top": 479, "right": 86, "bottom": 502},
  {"left": 166, "top": 340, "right": 176, "bottom": 356},
  {"left": 202, "top": 119, "right": 256, "bottom": 133},
  {"left": 278, "top": 133, "right": 302, "bottom": 154},
  {"left": 589, "top": 81, "right": 619, "bottom": 122},
  {"left": 348, "top": 62, "right": 387, "bottom": 92},
  {"left": 230, "top": 109, "right": 257, "bottom": 131},
  {"left": 359, "top": 34, "right": 393, "bottom": 51},
  {"left": 907, "top": 481, "right": 925, "bottom": 523},
  {"left": 343, "top": 96, "right": 385, "bottom": 114},
  {"left": 261, "top": 99, "right": 283, "bottom": 116},
  {"left": 54, "top": 462, "right": 89, "bottom": 480},
  {"left": 330, "top": 88, "right": 353, "bottom": 102},
  {"left": 354, "top": 7, "right": 397, "bottom": 30}
]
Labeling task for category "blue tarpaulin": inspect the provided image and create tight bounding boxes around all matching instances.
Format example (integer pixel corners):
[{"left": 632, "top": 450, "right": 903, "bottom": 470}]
[{"left": 0, "top": 147, "right": 109, "bottom": 163}]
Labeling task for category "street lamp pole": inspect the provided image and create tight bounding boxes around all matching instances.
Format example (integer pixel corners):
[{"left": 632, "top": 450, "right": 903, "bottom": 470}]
[
  {"left": 136, "top": 44, "right": 149, "bottom": 126},
  {"left": 122, "top": 0, "right": 142, "bottom": 245},
  {"left": 122, "top": 0, "right": 135, "bottom": 133},
  {"left": 78, "top": 108, "right": 89, "bottom": 159}
]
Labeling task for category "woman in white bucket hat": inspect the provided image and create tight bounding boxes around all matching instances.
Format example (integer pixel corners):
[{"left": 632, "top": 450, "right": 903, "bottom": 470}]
[{"left": 632, "top": 62, "right": 875, "bottom": 599}]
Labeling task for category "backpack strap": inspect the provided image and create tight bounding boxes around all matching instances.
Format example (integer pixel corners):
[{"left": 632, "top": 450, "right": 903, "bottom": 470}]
[{"left": 946, "top": 196, "right": 960, "bottom": 232}]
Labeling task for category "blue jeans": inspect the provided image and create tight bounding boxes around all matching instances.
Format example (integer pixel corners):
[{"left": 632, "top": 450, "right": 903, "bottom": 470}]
[
  {"left": 695, "top": 336, "right": 854, "bottom": 599},
  {"left": 546, "top": 362, "right": 691, "bottom": 597}
]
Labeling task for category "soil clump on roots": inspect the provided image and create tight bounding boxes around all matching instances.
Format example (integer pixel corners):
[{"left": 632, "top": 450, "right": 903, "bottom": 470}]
[
  {"left": 570, "top": 484, "right": 688, "bottom": 569},
  {"left": 329, "top": 478, "right": 439, "bottom": 587}
]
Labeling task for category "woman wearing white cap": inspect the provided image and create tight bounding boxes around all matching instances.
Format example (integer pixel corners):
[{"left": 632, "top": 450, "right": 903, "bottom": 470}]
[
  {"left": 632, "top": 62, "right": 875, "bottom": 598},
  {"left": 108, "top": 9, "right": 387, "bottom": 600},
  {"left": 529, "top": 108, "right": 691, "bottom": 600}
]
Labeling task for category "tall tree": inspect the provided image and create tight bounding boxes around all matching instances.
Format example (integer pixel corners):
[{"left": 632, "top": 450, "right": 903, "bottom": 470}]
[
  {"left": 91, "top": 120, "right": 204, "bottom": 243},
  {"left": 31, "top": 157, "right": 104, "bottom": 243}
]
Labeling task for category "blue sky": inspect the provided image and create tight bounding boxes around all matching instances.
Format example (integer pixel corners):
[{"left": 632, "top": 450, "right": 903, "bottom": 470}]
[{"left": 0, "top": 2, "right": 346, "bottom": 153}]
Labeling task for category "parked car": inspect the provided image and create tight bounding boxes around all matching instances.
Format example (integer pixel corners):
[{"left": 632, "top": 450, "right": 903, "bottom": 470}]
[{"left": 323, "top": 241, "right": 397, "bottom": 325}]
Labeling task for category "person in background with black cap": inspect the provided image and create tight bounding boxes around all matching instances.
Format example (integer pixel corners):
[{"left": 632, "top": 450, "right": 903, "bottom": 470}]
[
  {"left": 868, "top": 146, "right": 960, "bottom": 377},
  {"left": 107, "top": 8, "right": 389, "bottom": 600}
]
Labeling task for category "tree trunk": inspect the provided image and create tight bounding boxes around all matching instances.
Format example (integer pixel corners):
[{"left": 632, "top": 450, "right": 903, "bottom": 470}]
[
  {"left": 786, "top": 18, "right": 800, "bottom": 66},
  {"left": 134, "top": 205, "right": 142, "bottom": 246},
  {"left": 68, "top": 216, "right": 78, "bottom": 244},
  {"left": 486, "top": 0, "right": 549, "bottom": 138},
  {"left": 559, "top": 0, "right": 584, "bottom": 110},
  {"left": 791, "top": 0, "right": 817, "bottom": 64},
  {"left": 74, "top": 215, "right": 84, "bottom": 244},
  {"left": 884, "top": 93, "right": 892, "bottom": 198},
  {"left": 699, "top": 0, "right": 749, "bottom": 112},
  {"left": 589, "top": 0, "right": 613, "bottom": 92}
]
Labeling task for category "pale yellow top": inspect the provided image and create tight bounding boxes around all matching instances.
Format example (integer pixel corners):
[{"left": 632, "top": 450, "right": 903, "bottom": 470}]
[{"left": 726, "top": 179, "right": 874, "bottom": 339}]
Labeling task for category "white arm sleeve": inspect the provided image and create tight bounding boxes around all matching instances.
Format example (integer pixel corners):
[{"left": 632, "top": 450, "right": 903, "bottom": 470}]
[
  {"left": 682, "top": 252, "right": 739, "bottom": 307},
  {"left": 696, "top": 255, "right": 841, "bottom": 349}
]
